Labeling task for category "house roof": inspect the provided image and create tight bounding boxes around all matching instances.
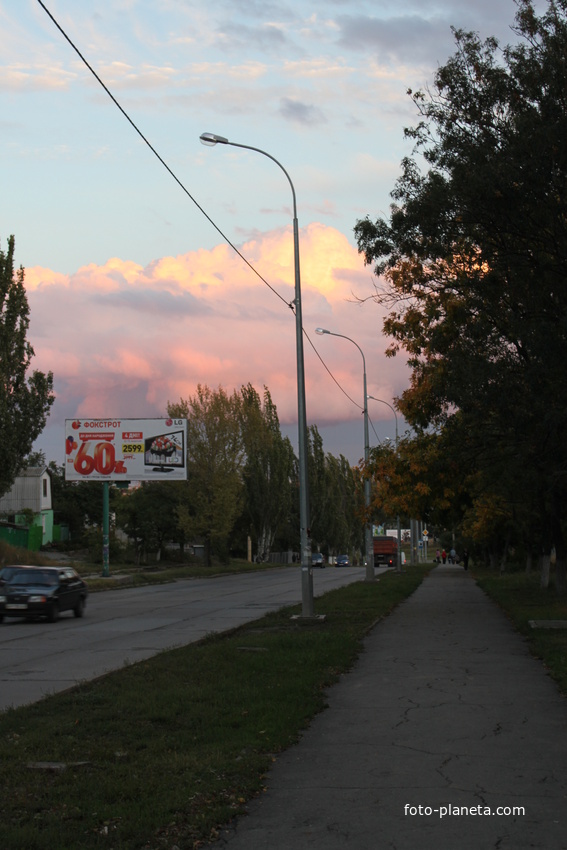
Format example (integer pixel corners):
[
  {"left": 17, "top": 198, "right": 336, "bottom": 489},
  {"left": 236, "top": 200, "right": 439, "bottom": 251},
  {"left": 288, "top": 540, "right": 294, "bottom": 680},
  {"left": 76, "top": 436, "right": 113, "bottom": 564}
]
[{"left": 17, "top": 466, "right": 51, "bottom": 479}]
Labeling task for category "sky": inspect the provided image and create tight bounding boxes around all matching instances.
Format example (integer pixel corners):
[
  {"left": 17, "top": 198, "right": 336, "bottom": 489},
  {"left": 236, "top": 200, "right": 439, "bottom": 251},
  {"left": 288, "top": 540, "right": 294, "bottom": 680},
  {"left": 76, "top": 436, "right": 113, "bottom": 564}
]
[{"left": 1, "top": 0, "right": 534, "bottom": 466}]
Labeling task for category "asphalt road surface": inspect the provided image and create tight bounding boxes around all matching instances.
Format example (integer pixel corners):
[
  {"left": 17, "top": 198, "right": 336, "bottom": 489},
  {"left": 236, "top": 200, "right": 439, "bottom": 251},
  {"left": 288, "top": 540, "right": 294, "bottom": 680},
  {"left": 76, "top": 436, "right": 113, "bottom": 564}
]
[{"left": 0, "top": 565, "right": 372, "bottom": 712}]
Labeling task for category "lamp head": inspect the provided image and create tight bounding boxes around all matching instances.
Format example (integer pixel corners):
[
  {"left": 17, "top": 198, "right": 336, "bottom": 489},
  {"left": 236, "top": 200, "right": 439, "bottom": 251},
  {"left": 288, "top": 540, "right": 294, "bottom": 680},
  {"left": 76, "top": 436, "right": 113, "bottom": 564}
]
[
  {"left": 315, "top": 327, "right": 330, "bottom": 335},
  {"left": 199, "top": 132, "right": 229, "bottom": 146}
]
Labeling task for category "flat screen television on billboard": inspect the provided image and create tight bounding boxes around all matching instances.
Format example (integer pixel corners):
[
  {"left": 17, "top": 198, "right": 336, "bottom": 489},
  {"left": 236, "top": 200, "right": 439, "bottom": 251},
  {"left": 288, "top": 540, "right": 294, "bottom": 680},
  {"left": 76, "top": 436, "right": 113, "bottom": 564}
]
[{"left": 144, "top": 430, "right": 185, "bottom": 471}]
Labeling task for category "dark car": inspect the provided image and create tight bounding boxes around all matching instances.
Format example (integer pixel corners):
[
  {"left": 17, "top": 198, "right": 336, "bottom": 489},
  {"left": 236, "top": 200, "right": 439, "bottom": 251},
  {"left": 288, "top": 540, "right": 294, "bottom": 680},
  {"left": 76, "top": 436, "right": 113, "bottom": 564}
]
[
  {"left": 0, "top": 566, "right": 88, "bottom": 623},
  {"left": 311, "top": 553, "right": 325, "bottom": 568},
  {"left": 336, "top": 554, "right": 350, "bottom": 567},
  {"left": 0, "top": 565, "right": 35, "bottom": 586}
]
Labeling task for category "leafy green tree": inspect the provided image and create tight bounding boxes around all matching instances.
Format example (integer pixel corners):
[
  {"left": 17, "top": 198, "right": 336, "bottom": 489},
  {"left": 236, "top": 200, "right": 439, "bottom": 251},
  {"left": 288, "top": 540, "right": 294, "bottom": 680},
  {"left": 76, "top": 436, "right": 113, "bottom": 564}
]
[
  {"left": 168, "top": 385, "right": 244, "bottom": 566},
  {"left": 238, "top": 384, "right": 295, "bottom": 559},
  {"left": 355, "top": 1, "right": 567, "bottom": 588},
  {"left": 307, "top": 425, "right": 362, "bottom": 558},
  {"left": 114, "top": 481, "right": 185, "bottom": 565},
  {"left": 0, "top": 236, "right": 54, "bottom": 497},
  {"left": 325, "top": 452, "right": 363, "bottom": 557},
  {"left": 48, "top": 461, "right": 107, "bottom": 539},
  {"left": 307, "top": 425, "right": 330, "bottom": 552},
  {"left": 23, "top": 450, "right": 47, "bottom": 469}
]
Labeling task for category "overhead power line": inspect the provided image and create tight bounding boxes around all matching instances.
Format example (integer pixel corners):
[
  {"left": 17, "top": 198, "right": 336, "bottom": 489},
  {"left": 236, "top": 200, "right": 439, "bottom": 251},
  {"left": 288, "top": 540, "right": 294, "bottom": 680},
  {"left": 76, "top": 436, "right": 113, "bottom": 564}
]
[
  {"left": 36, "top": 0, "right": 291, "bottom": 310},
  {"left": 304, "top": 332, "right": 363, "bottom": 411},
  {"left": 36, "top": 0, "right": 367, "bottom": 424}
]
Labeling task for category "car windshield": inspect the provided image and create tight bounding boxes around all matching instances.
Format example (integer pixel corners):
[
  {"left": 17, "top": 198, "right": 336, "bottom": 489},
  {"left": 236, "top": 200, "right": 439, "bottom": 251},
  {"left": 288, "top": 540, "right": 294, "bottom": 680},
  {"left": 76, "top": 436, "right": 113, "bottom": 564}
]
[{"left": 8, "top": 569, "right": 56, "bottom": 586}]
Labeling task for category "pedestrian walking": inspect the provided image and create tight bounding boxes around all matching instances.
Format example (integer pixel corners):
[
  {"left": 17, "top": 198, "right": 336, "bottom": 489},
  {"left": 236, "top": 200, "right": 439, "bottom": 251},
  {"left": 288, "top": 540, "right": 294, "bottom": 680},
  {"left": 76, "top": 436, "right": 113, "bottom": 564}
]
[{"left": 442, "top": 549, "right": 447, "bottom": 564}]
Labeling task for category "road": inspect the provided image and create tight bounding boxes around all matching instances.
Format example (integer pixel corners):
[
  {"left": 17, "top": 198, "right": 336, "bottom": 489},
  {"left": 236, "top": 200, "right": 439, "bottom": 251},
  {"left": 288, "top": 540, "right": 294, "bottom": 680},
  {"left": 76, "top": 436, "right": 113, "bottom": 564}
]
[{"left": 0, "top": 566, "right": 374, "bottom": 713}]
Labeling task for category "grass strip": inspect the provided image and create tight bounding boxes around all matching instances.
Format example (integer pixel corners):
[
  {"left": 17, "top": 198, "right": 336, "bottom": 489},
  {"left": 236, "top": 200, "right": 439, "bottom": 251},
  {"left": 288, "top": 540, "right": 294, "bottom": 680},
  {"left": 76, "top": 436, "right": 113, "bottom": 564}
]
[
  {"left": 474, "top": 568, "right": 567, "bottom": 696},
  {"left": 0, "top": 564, "right": 428, "bottom": 850}
]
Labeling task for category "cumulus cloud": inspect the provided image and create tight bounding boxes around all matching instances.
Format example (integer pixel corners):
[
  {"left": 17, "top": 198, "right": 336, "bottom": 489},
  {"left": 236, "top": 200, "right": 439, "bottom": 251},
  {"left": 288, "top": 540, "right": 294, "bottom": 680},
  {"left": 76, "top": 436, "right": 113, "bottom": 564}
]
[
  {"left": 186, "top": 61, "right": 267, "bottom": 81},
  {"left": 336, "top": 14, "right": 455, "bottom": 65},
  {"left": 214, "top": 21, "right": 291, "bottom": 54},
  {"left": 0, "top": 63, "right": 77, "bottom": 92},
  {"left": 25, "top": 224, "right": 405, "bottom": 448},
  {"left": 332, "top": 0, "right": 528, "bottom": 67},
  {"left": 279, "top": 97, "right": 328, "bottom": 125},
  {"left": 283, "top": 58, "right": 354, "bottom": 79},
  {"left": 96, "top": 61, "right": 178, "bottom": 89}
]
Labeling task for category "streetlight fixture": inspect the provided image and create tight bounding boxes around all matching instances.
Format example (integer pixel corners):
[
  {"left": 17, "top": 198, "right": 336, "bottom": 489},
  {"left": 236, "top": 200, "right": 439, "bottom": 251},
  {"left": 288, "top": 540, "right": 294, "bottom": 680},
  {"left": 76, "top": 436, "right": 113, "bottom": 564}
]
[
  {"left": 367, "top": 395, "right": 402, "bottom": 572},
  {"left": 315, "top": 328, "right": 375, "bottom": 582},
  {"left": 200, "top": 132, "right": 314, "bottom": 617}
]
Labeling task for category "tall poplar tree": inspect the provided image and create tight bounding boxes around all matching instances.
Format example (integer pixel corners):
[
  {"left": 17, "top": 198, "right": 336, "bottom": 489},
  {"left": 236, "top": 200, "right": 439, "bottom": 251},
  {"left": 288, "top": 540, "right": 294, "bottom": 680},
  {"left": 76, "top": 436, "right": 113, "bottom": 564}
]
[
  {"left": 168, "top": 385, "right": 244, "bottom": 566},
  {"left": 239, "top": 384, "right": 295, "bottom": 559},
  {"left": 0, "top": 236, "right": 54, "bottom": 498}
]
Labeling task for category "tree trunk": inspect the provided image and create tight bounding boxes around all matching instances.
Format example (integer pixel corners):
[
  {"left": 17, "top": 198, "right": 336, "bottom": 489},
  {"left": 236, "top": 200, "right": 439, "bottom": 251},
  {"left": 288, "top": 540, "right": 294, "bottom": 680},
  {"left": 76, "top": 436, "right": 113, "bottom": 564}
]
[
  {"left": 204, "top": 536, "right": 212, "bottom": 568},
  {"left": 540, "top": 553, "right": 551, "bottom": 589},
  {"left": 499, "top": 531, "right": 511, "bottom": 574},
  {"left": 551, "top": 503, "right": 566, "bottom": 595},
  {"left": 257, "top": 525, "right": 275, "bottom": 562},
  {"left": 555, "top": 556, "right": 566, "bottom": 595}
]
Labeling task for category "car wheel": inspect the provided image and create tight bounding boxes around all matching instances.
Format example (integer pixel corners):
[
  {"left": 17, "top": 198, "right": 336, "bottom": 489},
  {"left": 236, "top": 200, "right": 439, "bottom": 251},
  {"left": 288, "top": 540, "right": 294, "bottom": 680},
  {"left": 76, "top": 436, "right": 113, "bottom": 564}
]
[
  {"left": 74, "top": 597, "right": 85, "bottom": 618},
  {"left": 47, "top": 602, "right": 59, "bottom": 623}
]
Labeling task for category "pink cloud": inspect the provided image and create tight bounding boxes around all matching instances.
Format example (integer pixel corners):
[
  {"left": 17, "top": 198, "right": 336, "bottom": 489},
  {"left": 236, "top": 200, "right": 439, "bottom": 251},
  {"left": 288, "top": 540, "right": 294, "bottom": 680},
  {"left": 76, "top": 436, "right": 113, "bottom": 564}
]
[{"left": 25, "top": 223, "right": 408, "bottom": 457}]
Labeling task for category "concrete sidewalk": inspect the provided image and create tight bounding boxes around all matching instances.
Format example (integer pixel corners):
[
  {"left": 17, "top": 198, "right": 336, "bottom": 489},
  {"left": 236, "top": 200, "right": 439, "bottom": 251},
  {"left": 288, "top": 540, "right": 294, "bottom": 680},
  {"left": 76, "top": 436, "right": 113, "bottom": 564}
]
[{"left": 212, "top": 565, "right": 567, "bottom": 850}]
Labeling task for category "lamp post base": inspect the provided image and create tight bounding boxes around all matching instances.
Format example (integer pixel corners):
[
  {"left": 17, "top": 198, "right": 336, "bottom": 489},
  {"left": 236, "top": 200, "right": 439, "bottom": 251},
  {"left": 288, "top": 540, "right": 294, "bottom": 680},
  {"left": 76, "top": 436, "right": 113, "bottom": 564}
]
[{"left": 290, "top": 614, "right": 327, "bottom": 623}]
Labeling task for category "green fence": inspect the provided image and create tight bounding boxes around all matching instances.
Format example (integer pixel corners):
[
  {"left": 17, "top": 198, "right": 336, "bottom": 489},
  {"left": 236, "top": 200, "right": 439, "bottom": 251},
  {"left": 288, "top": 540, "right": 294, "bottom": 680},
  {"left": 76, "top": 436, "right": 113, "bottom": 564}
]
[
  {"left": 53, "top": 523, "right": 70, "bottom": 543},
  {"left": 0, "top": 524, "right": 43, "bottom": 552}
]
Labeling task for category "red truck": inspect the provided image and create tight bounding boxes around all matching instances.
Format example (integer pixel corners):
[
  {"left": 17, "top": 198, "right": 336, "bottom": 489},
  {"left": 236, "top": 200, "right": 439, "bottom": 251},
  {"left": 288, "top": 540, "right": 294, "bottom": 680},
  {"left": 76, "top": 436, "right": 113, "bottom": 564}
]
[{"left": 373, "top": 535, "right": 398, "bottom": 567}]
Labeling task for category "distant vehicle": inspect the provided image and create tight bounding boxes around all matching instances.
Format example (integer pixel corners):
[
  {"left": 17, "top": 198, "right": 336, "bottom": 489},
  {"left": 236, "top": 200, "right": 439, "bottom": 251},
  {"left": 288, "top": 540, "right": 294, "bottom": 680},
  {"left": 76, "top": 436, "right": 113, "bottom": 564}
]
[
  {"left": 373, "top": 535, "right": 398, "bottom": 568},
  {"left": 336, "top": 554, "right": 350, "bottom": 567},
  {"left": 311, "top": 553, "right": 325, "bottom": 568},
  {"left": 0, "top": 566, "right": 88, "bottom": 623}
]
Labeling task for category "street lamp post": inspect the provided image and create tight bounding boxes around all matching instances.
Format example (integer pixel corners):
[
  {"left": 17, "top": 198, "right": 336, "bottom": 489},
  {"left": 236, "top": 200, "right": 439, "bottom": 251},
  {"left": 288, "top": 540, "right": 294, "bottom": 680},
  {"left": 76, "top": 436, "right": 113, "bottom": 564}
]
[
  {"left": 200, "top": 132, "right": 314, "bottom": 617},
  {"left": 315, "top": 328, "right": 375, "bottom": 582},
  {"left": 367, "top": 395, "right": 402, "bottom": 572}
]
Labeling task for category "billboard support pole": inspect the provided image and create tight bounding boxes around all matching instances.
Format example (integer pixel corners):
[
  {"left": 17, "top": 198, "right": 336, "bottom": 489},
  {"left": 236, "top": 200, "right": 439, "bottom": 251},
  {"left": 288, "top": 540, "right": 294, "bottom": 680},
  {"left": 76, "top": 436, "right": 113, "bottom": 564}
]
[{"left": 102, "top": 481, "right": 110, "bottom": 577}]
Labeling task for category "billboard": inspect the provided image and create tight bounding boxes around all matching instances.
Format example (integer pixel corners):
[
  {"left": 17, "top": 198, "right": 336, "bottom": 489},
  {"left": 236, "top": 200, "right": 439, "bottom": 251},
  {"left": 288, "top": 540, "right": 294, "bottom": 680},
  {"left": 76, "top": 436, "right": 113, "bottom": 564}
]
[{"left": 65, "top": 418, "right": 187, "bottom": 481}]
